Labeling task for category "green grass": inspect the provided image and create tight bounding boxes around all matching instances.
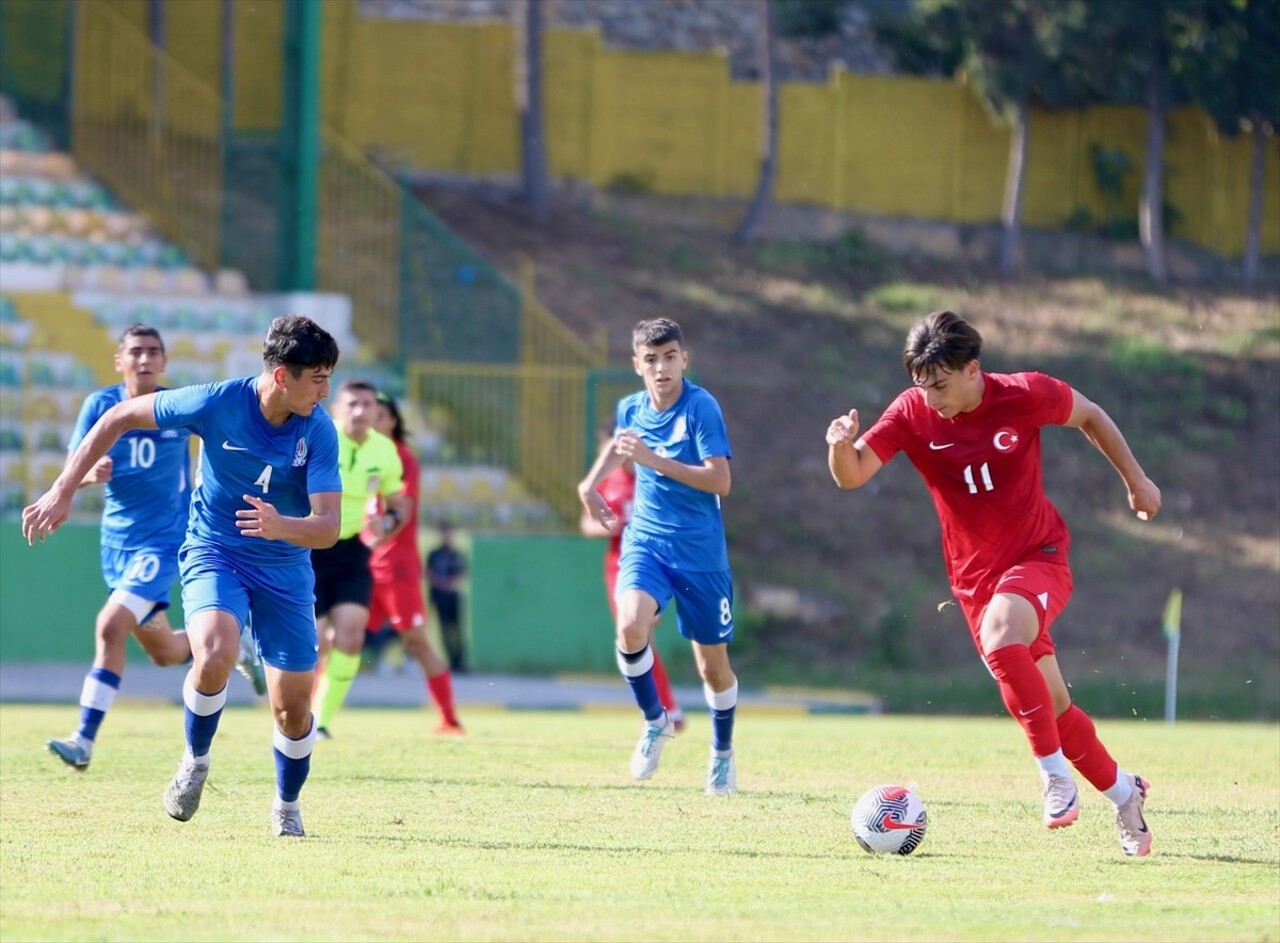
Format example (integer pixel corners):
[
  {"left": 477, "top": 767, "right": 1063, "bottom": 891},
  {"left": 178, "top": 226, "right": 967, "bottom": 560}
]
[{"left": 2, "top": 705, "right": 1277, "bottom": 942}]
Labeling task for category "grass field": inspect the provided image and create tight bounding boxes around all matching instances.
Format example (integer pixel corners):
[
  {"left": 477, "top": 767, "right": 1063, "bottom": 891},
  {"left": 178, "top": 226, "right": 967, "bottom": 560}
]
[{"left": 1, "top": 704, "right": 1277, "bottom": 942}]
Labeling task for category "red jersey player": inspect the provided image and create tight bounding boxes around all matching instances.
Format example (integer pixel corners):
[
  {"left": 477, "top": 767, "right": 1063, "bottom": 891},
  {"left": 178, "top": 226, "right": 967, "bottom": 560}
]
[
  {"left": 365, "top": 392, "right": 463, "bottom": 734},
  {"left": 580, "top": 429, "right": 685, "bottom": 731},
  {"left": 826, "top": 310, "right": 1160, "bottom": 858}
]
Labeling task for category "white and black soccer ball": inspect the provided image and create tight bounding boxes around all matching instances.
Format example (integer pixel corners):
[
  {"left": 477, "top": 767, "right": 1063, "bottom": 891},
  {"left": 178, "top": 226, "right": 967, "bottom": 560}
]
[{"left": 850, "top": 784, "right": 928, "bottom": 855}]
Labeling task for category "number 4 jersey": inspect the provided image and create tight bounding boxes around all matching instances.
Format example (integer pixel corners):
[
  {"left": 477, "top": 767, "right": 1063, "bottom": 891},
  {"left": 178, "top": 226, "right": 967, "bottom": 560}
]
[
  {"left": 153, "top": 377, "right": 341, "bottom": 568},
  {"left": 860, "top": 371, "right": 1075, "bottom": 605},
  {"left": 70, "top": 384, "right": 191, "bottom": 552}
]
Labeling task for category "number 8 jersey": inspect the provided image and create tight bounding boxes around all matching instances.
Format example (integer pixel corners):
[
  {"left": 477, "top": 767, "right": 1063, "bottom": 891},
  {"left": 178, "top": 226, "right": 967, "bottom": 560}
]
[
  {"left": 153, "top": 377, "right": 341, "bottom": 568},
  {"left": 70, "top": 384, "right": 190, "bottom": 552}
]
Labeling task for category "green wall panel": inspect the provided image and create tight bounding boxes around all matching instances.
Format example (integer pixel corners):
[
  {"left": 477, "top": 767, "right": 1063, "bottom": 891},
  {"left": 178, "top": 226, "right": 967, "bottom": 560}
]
[
  {"left": 469, "top": 534, "right": 680, "bottom": 675},
  {"left": 0, "top": 523, "right": 183, "bottom": 662}
]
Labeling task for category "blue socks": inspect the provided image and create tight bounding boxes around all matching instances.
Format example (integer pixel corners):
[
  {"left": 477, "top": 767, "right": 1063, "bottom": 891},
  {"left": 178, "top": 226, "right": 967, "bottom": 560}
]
[
  {"left": 76, "top": 667, "right": 122, "bottom": 742},
  {"left": 617, "top": 644, "right": 664, "bottom": 722},
  {"left": 273, "top": 716, "right": 316, "bottom": 803}
]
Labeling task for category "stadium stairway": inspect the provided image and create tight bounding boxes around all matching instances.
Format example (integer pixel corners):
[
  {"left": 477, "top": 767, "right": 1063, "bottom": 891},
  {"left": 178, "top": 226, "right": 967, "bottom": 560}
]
[{"left": 7, "top": 292, "right": 114, "bottom": 385}]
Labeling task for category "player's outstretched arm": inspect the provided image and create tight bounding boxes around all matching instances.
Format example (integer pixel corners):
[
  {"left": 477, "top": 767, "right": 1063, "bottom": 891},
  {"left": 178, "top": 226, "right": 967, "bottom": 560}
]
[
  {"left": 22, "top": 395, "right": 158, "bottom": 544},
  {"left": 827, "top": 409, "right": 883, "bottom": 489},
  {"left": 236, "top": 490, "right": 341, "bottom": 548},
  {"left": 578, "top": 438, "right": 626, "bottom": 533},
  {"left": 1064, "top": 389, "right": 1162, "bottom": 521}
]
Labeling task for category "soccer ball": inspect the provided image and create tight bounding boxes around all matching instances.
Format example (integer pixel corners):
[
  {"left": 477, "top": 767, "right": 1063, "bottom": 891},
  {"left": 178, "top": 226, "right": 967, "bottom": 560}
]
[{"left": 850, "top": 784, "right": 928, "bottom": 855}]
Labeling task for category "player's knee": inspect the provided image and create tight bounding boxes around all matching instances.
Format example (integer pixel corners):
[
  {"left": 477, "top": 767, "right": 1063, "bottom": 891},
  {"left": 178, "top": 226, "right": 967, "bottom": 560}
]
[
  {"left": 273, "top": 701, "right": 312, "bottom": 738},
  {"left": 191, "top": 633, "right": 239, "bottom": 675},
  {"left": 616, "top": 620, "right": 649, "bottom": 652},
  {"left": 95, "top": 608, "right": 132, "bottom": 648}
]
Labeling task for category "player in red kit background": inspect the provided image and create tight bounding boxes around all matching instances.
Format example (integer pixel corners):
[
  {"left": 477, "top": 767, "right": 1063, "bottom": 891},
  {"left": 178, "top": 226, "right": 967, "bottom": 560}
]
[
  {"left": 365, "top": 392, "right": 463, "bottom": 734},
  {"left": 580, "top": 426, "right": 685, "bottom": 731},
  {"left": 826, "top": 310, "right": 1160, "bottom": 858}
]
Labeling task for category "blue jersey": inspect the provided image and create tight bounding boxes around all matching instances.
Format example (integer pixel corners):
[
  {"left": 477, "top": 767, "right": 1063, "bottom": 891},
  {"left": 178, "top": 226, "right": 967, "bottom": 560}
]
[
  {"left": 69, "top": 385, "right": 190, "bottom": 551},
  {"left": 153, "top": 376, "right": 342, "bottom": 569},
  {"left": 616, "top": 379, "right": 732, "bottom": 571}
]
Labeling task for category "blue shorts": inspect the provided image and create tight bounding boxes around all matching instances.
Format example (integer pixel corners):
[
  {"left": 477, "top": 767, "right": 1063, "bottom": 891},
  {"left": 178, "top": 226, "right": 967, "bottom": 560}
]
[
  {"left": 179, "top": 544, "right": 319, "bottom": 672},
  {"left": 617, "top": 541, "right": 735, "bottom": 645},
  {"left": 101, "top": 544, "right": 179, "bottom": 614}
]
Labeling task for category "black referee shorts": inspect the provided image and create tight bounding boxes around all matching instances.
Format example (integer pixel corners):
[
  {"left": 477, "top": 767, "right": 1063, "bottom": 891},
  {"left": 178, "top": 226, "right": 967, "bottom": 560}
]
[{"left": 311, "top": 536, "right": 373, "bottom": 616}]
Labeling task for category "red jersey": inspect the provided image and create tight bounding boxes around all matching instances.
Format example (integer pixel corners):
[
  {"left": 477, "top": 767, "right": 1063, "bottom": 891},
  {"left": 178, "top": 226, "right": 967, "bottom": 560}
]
[
  {"left": 861, "top": 371, "right": 1074, "bottom": 605},
  {"left": 369, "top": 439, "right": 422, "bottom": 583},
  {"left": 596, "top": 464, "right": 635, "bottom": 572}
]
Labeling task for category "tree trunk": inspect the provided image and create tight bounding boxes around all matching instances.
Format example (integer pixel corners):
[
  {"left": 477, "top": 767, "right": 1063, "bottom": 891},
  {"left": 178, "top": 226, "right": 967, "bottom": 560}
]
[
  {"left": 517, "top": 0, "right": 550, "bottom": 224},
  {"left": 1000, "top": 93, "right": 1029, "bottom": 275},
  {"left": 1242, "top": 120, "right": 1266, "bottom": 289},
  {"left": 733, "top": 0, "right": 777, "bottom": 246},
  {"left": 1139, "top": 28, "right": 1168, "bottom": 284}
]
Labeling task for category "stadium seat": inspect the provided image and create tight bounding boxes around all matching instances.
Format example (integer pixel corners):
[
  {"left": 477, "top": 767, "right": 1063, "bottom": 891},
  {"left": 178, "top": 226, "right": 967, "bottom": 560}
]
[{"left": 214, "top": 269, "right": 249, "bottom": 295}]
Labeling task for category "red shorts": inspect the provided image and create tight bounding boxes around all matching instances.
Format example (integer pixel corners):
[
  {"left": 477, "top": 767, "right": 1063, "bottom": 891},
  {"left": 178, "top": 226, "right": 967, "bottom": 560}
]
[
  {"left": 959, "top": 560, "right": 1074, "bottom": 661},
  {"left": 366, "top": 578, "right": 427, "bottom": 633}
]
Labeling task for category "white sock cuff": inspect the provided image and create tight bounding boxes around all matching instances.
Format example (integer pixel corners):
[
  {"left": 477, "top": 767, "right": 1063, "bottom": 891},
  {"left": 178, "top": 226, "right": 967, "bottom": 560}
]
[
  {"left": 1103, "top": 768, "right": 1134, "bottom": 805},
  {"left": 183, "top": 672, "right": 227, "bottom": 717},
  {"left": 273, "top": 717, "right": 317, "bottom": 760},
  {"left": 704, "top": 679, "right": 739, "bottom": 711},
  {"left": 616, "top": 644, "right": 655, "bottom": 678},
  {"left": 80, "top": 675, "right": 119, "bottom": 712}
]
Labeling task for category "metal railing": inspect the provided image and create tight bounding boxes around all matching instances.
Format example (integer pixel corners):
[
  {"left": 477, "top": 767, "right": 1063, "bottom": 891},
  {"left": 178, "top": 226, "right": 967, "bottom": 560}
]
[
  {"left": 60, "top": 1, "right": 610, "bottom": 528},
  {"left": 72, "top": 0, "right": 222, "bottom": 270}
]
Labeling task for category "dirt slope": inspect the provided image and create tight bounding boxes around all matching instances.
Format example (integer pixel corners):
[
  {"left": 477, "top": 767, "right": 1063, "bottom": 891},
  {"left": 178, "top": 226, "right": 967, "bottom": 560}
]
[{"left": 416, "top": 184, "right": 1280, "bottom": 713}]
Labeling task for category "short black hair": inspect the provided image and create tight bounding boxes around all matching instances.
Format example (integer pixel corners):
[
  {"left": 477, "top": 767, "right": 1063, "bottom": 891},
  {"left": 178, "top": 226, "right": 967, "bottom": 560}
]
[
  {"left": 902, "top": 311, "right": 983, "bottom": 383},
  {"left": 338, "top": 379, "right": 378, "bottom": 397},
  {"left": 118, "top": 323, "right": 164, "bottom": 353},
  {"left": 632, "top": 318, "right": 683, "bottom": 350},
  {"left": 262, "top": 315, "right": 340, "bottom": 376}
]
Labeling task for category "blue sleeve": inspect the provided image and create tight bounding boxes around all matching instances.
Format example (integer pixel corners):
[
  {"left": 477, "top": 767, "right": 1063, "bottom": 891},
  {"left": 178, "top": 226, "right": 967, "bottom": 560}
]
[
  {"left": 305, "top": 413, "right": 342, "bottom": 495},
  {"left": 692, "top": 392, "right": 732, "bottom": 461},
  {"left": 153, "top": 382, "right": 220, "bottom": 438},
  {"left": 68, "top": 392, "right": 107, "bottom": 452}
]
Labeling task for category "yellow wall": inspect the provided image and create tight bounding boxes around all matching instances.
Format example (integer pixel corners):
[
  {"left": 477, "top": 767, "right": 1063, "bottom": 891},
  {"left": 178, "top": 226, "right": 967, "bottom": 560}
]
[{"left": 118, "top": 0, "right": 1280, "bottom": 256}]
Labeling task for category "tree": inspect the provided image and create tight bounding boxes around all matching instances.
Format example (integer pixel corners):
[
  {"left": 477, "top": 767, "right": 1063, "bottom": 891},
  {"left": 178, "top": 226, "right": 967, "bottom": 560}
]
[
  {"left": 734, "top": 0, "right": 779, "bottom": 245},
  {"left": 515, "top": 0, "right": 550, "bottom": 224},
  {"left": 1078, "top": 0, "right": 1218, "bottom": 285},
  {"left": 877, "top": 0, "right": 1091, "bottom": 274},
  {"left": 1181, "top": 0, "right": 1280, "bottom": 288}
]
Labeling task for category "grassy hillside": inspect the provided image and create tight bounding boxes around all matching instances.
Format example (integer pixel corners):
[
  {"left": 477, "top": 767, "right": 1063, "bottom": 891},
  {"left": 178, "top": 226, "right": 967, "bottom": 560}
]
[{"left": 418, "top": 186, "right": 1280, "bottom": 720}]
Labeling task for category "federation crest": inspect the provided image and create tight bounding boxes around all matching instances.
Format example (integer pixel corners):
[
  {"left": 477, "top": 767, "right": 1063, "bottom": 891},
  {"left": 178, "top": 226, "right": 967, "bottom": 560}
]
[{"left": 292, "top": 437, "right": 308, "bottom": 467}]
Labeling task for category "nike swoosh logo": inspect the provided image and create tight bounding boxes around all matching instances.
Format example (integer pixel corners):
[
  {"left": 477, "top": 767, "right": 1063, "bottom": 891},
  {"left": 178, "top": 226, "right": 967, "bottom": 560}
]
[
  {"left": 718, "top": 626, "right": 733, "bottom": 638},
  {"left": 222, "top": 441, "right": 249, "bottom": 451},
  {"left": 880, "top": 814, "right": 922, "bottom": 831},
  {"left": 1018, "top": 705, "right": 1042, "bottom": 716},
  {"left": 928, "top": 442, "right": 955, "bottom": 450}
]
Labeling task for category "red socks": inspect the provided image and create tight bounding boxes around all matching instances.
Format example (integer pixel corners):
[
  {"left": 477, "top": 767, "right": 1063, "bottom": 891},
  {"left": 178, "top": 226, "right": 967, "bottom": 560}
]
[
  {"left": 985, "top": 645, "right": 1061, "bottom": 758},
  {"left": 1056, "top": 703, "right": 1120, "bottom": 791},
  {"left": 426, "top": 671, "right": 460, "bottom": 728}
]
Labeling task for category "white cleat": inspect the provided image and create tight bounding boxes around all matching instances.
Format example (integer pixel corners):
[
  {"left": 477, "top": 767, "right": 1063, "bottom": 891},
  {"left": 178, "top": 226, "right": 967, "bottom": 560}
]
[
  {"left": 1042, "top": 773, "right": 1080, "bottom": 829},
  {"left": 630, "top": 712, "right": 675, "bottom": 781},
  {"left": 272, "top": 806, "right": 305, "bottom": 837},
  {"left": 47, "top": 736, "right": 92, "bottom": 770},
  {"left": 1115, "top": 775, "right": 1152, "bottom": 857},
  {"left": 163, "top": 756, "right": 209, "bottom": 822},
  {"left": 706, "top": 750, "right": 737, "bottom": 796}
]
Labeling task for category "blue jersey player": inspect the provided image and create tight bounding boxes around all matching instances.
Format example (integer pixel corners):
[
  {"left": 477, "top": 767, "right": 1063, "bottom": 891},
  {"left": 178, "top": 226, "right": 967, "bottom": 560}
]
[
  {"left": 45, "top": 325, "right": 199, "bottom": 770},
  {"left": 24, "top": 316, "right": 343, "bottom": 837},
  {"left": 578, "top": 318, "right": 740, "bottom": 796}
]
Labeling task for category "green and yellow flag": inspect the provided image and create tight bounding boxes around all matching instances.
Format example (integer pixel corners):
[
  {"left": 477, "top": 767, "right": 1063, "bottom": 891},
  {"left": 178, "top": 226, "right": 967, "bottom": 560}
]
[{"left": 1162, "top": 588, "right": 1183, "bottom": 640}]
